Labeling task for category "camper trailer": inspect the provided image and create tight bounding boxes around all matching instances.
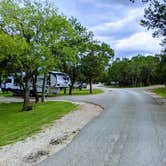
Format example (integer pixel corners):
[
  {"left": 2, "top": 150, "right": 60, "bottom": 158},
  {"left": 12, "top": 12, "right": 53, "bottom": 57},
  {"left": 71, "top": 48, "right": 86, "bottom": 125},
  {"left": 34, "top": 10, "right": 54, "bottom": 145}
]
[
  {"left": 1, "top": 76, "right": 22, "bottom": 95},
  {"left": 48, "top": 71, "right": 70, "bottom": 88},
  {"left": 1, "top": 71, "right": 70, "bottom": 95},
  {"left": 47, "top": 71, "right": 70, "bottom": 94}
]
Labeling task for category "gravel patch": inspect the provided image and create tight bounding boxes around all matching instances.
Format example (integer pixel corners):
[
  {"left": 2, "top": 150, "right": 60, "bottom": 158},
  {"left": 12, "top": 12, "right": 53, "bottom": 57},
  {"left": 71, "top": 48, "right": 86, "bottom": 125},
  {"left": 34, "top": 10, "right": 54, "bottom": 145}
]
[
  {"left": 144, "top": 90, "right": 166, "bottom": 111},
  {"left": 0, "top": 102, "right": 103, "bottom": 166},
  {"left": 145, "top": 90, "right": 166, "bottom": 105}
]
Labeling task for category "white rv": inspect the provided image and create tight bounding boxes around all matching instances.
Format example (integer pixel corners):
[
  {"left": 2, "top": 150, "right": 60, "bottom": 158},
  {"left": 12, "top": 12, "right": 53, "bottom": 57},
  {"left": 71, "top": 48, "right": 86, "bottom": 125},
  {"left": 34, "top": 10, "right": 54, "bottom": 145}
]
[
  {"left": 1, "top": 71, "right": 70, "bottom": 95},
  {"left": 47, "top": 71, "right": 70, "bottom": 94},
  {"left": 48, "top": 71, "right": 70, "bottom": 88},
  {"left": 1, "top": 76, "right": 22, "bottom": 95}
]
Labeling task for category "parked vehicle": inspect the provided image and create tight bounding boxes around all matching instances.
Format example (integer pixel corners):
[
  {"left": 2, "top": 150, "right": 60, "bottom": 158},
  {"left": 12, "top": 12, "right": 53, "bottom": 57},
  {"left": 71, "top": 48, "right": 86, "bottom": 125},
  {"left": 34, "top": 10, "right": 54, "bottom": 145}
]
[
  {"left": 47, "top": 71, "right": 70, "bottom": 94},
  {"left": 73, "top": 82, "right": 80, "bottom": 88},
  {"left": 1, "top": 76, "right": 22, "bottom": 95},
  {"left": 73, "top": 82, "right": 87, "bottom": 89},
  {"left": 1, "top": 71, "right": 70, "bottom": 95},
  {"left": 81, "top": 83, "right": 87, "bottom": 88}
]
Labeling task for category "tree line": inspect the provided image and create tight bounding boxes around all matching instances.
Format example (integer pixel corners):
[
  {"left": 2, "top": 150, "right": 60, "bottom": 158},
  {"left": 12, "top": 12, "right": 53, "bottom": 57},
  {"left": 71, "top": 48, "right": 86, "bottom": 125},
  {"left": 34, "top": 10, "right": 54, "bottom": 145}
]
[
  {"left": 129, "top": 0, "right": 166, "bottom": 84},
  {"left": 104, "top": 55, "right": 165, "bottom": 87},
  {"left": 0, "top": 0, "right": 114, "bottom": 111}
]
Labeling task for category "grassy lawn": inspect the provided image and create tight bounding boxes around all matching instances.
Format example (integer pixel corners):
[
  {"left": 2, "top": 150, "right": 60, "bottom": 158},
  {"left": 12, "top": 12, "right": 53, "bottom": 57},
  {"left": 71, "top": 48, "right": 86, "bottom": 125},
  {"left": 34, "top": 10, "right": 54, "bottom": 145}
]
[
  {"left": 0, "top": 101, "right": 77, "bottom": 146},
  {"left": 0, "top": 88, "right": 104, "bottom": 97},
  {"left": 151, "top": 88, "right": 166, "bottom": 98},
  {"left": 0, "top": 91, "right": 13, "bottom": 97},
  {"left": 49, "top": 88, "right": 104, "bottom": 97}
]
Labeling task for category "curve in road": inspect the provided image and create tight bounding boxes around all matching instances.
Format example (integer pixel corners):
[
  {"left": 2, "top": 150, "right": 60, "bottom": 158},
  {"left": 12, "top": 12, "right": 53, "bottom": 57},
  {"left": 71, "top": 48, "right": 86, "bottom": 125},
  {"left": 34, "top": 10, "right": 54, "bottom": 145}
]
[{"left": 38, "top": 87, "right": 166, "bottom": 166}]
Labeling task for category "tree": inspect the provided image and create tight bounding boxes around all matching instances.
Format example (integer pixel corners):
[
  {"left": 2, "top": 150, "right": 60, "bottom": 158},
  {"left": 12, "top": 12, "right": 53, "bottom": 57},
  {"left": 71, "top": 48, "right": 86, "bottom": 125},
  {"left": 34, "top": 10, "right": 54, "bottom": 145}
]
[
  {"left": 0, "top": 0, "right": 75, "bottom": 110},
  {"left": 141, "top": 0, "right": 166, "bottom": 85},
  {"left": 0, "top": 0, "right": 47, "bottom": 110},
  {"left": 157, "top": 50, "right": 166, "bottom": 85},
  {"left": 81, "top": 42, "right": 114, "bottom": 93},
  {"left": 139, "top": 0, "right": 166, "bottom": 46},
  {"left": 0, "top": 30, "right": 29, "bottom": 91},
  {"left": 55, "top": 18, "right": 94, "bottom": 95},
  {"left": 130, "top": 0, "right": 166, "bottom": 45},
  {"left": 130, "top": 0, "right": 166, "bottom": 85}
]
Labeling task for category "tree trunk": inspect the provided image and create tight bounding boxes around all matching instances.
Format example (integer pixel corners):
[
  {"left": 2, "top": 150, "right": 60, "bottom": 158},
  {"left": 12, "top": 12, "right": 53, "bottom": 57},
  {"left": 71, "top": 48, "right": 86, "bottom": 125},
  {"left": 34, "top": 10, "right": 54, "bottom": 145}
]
[
  {"left": 79, "top": 84, "right": 82, "bottom": 91},
  {"left": 64, "top": 88, "right": 66, "bottom": 95},
  {"left": 22, "top": 81, "right": 32, "bottom": 111},
  {"left": 33, "top": 75, "right": 39, "bottom": 103},
  {"left": 69, "top": 80, "right": 74, "bottom": 95},
  {"left": 69, "top": 85, "right": 73, "bottom": 95},
  {"left": 41, "top": 75, "right": 46, "bottom": 103},
  {"left": 89, "top": 79, "right": 93, "bottom": 94}
]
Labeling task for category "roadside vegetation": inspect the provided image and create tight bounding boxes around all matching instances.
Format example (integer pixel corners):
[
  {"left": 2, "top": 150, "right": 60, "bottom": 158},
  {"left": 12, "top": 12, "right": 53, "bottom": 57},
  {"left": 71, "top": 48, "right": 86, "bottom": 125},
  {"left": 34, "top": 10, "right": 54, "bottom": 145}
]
[
  {"left": 151, "top": 88, "right": 166, "bottom": 98},
  {"left": 0, "top": 91, "right": 13, "bottom": 97},
  {"left": 103, "top": 55, "right": 162, "bottom": 87},
  {"left": 0, "top": 101, "right": 77, "bottom": 146},
  {"left": 0, "top": 0, "right": 114, "bottom": 111},
  {"left": 0, "top": 88, "right": 103, "bottom": 97},
  {"left": 102, "top": 0, "right": 166, "bottom": 88},
  {"left": 53, "top": 88, "right": 104, "bottom": 96}
]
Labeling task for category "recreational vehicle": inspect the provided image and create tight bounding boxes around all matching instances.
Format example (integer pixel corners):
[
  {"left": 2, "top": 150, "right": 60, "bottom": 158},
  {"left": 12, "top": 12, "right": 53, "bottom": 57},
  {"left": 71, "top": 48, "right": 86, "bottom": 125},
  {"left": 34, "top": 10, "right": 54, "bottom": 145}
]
[
  {"left": 47, "top": 71, "right": 70, "bottom": 94},
  {"left": 1, "top": 71, "right": 70, "bottom": 95}
]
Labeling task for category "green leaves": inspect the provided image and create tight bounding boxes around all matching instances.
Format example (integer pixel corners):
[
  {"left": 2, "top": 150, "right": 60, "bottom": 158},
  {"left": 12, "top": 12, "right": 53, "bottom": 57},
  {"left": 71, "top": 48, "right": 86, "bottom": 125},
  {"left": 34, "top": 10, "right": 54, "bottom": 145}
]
[
  {"left": 132, "top": 0, "right": 166, "bottom": 46},
  {"left": 0, "top": 31, "right": 29, "bottom": 66},
  {"left": 107, "top": 55, "right": 160, "bottom": 86},
  {"left": 81, "top": 42, "right": 114, "bottom": 81},
  {"left": 0, "top": 0, "right": 115, "bottom": 96}
]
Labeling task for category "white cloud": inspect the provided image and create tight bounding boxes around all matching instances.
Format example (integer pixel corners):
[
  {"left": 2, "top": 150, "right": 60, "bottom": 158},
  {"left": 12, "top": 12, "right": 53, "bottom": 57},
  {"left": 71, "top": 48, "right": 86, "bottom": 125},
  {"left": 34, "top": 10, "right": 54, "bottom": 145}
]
[
  {"left": 94, "top": 31, "right": 162, "bottom": 57},
  {"left": 89, "top": 7, "right": 144, "bottom": 33},
  {"left": 55, "top": 0, "right": 162, "bottom": 57},
  {"left": 115, "top": 31, "right": 162, "bottom": 53}
]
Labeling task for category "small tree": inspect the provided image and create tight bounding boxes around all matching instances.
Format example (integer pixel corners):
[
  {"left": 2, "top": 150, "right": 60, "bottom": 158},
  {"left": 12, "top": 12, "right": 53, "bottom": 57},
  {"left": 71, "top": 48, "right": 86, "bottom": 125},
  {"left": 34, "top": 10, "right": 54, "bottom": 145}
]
[
  {"left": 55, "top": 18, "right": 93, "bottom": 95},
  {"left": 81, "top": 42, "right": 114, "bottom": 93}
]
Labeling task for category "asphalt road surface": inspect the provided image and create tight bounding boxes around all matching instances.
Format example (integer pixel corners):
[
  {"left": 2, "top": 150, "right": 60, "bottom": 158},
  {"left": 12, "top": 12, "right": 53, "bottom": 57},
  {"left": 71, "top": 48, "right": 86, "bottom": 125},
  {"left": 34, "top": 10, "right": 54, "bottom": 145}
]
[{"left": 38, "top": 86, "right": 166, "bottom": 166}]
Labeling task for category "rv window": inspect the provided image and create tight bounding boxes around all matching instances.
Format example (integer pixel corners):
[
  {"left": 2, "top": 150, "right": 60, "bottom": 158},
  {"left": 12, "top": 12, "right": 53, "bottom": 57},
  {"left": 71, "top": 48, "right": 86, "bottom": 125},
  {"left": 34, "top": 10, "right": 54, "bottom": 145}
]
[{"left": 5, "top": 79, "right": 12, "bottom": 83}]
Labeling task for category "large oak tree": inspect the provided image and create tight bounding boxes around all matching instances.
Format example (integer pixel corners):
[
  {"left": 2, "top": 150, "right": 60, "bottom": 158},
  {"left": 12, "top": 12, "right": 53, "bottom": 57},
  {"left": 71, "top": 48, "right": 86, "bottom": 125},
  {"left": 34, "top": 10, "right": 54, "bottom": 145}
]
[{"left": 0, "top": 0, "right": 76, "bottom": 110}]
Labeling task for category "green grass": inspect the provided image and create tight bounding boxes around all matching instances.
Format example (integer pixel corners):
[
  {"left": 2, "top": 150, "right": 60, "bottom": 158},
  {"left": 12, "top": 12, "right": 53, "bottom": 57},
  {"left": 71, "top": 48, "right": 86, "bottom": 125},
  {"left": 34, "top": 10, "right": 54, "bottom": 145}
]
[
  {"left": 151, "top": 88, "right": 166, "bottom": 98},
  {"left": 49, "top": 88, "right": 104, "bottom": 97},
  {"left": 0, "top": 91, "right": 13, "bottom": 97},
  {"left": 0, "top": 101, "right": 77, "bottom": 146},
  {"left": 0, "top": 89, "right": 103, "bottom": 97}
]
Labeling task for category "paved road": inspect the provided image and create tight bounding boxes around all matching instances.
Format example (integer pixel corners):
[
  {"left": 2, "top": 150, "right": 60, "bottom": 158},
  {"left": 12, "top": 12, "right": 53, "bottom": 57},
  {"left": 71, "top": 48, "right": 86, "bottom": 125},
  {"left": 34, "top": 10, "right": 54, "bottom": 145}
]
[{"left": 38, "top": 87, "right": 166, "bottom": 166}]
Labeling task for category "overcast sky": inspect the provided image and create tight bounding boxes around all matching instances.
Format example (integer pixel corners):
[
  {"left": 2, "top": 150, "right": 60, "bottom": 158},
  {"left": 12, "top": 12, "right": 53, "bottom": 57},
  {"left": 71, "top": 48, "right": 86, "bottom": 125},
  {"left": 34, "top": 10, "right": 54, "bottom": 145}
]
[{"left": 54, "top": 0, "right": 162, "bottom": 58}]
